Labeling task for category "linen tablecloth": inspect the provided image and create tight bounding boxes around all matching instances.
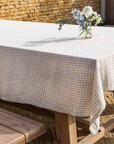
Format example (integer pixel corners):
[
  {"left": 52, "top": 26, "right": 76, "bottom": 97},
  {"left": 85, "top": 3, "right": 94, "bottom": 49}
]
[{"left": 0, "top": 20, "right": 114, "bottom": 135}]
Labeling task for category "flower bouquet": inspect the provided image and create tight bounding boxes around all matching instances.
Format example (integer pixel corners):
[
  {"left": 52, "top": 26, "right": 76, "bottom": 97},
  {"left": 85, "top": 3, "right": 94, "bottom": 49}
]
[{"left": 56, "top": 6, "right": 103, "bottom": 39}]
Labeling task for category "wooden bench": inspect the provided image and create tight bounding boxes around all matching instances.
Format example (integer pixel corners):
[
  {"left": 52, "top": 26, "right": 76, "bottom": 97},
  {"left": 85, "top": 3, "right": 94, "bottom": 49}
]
[{"left": 0, "top": 108, "right": 46, "bottom": 144}]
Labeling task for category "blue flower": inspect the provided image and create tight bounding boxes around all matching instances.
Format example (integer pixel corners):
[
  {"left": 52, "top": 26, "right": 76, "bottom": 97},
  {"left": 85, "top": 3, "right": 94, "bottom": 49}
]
[
  {"left": 79, "top": 15, "right": 84, "bottom": 21},
  {"left": 70, "top": 8, "right": 77, "bottom": 15},
  {"left": 76, "top": 20, "right": 80, "bottom": 25},
  {"left": 77, "top": 9, "right": 80, "bottom": 15},
  {"left": 82, "top": 21, "right": 86, "bottom": 27},
  {"left": 73, "top": 15, "right": 78, "bottom": 20}
]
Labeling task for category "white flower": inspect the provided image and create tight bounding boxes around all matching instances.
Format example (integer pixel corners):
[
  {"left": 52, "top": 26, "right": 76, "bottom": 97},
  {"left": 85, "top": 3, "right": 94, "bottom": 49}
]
[
  {"left": 82, "top": 6, "right": 93, "bottom": 18},
  {"left": 96, "top": 16, "right": 99, "bottom": 19},
  {"left": 97, "top": 19, "right": 101, "bottom": 24},
  {"left": 93, "top": 11, "right": 97, "bottom": 16},
  {"left": 80, "top": 12, "right": 82, "bottom": 16}
]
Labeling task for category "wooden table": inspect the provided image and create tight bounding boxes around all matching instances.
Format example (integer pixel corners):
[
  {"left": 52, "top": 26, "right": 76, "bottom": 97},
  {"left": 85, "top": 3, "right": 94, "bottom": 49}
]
[{"left": 1, "top": 20, "right": 114, "bottom": 144}]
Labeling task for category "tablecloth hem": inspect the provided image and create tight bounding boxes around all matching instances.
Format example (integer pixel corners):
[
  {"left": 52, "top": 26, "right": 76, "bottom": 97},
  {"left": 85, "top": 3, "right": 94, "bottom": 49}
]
[{"left": 0, "top": 97, "right": 91, "bottom": 117}]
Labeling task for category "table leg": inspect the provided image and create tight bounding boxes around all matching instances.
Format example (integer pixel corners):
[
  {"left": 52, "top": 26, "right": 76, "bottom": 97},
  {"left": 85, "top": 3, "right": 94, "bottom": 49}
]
[{"left": 55, "top": 112, "right": 77, "bottom": 144}]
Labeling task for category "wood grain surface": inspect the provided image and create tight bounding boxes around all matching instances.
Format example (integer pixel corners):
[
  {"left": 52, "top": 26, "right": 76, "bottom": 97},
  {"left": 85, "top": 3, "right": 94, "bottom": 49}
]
[{"left": 0, "top": 108, "right": 46, "bottom": 143}]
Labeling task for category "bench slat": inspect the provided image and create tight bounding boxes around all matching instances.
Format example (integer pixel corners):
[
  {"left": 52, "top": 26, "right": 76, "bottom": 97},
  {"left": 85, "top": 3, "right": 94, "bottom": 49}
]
[
  {"left": 0, "top": 124, "right": 25, "bottom": 144},
  {"left": 0, "top": 108, "right": 46, "bottom": 143}
]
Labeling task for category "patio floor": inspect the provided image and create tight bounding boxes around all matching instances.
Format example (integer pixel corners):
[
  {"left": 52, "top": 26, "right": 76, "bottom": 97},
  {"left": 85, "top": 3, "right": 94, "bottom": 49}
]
[{"left": 0, "top": 91, "right": 114, "bottom": 144}]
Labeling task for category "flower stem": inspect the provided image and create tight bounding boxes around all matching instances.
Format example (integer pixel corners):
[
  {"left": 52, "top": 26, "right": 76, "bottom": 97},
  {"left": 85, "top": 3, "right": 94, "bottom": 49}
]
[
  {"left": 85, "top": 27, "right": 88, "bottom": 39},
  {"left": 79, "top": 29, "right": 86, "bottom": 36},
  {"left": 87, "top": 29, "right": 92, "bottom": 35},
  {"left": 85, "top": 30, "right": 87, "bottom": 39}
]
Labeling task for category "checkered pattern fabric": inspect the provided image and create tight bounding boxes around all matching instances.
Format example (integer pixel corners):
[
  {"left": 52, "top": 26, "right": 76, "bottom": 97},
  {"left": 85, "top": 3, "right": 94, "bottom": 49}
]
[{"left": 0, "top": 46, "right": 107, "bottom": 135}]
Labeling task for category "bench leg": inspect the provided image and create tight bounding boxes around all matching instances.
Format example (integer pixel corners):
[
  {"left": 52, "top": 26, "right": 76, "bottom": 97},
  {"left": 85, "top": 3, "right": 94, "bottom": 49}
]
[{"left": 55, "top": 112, "right": 77, "bottom": 144}]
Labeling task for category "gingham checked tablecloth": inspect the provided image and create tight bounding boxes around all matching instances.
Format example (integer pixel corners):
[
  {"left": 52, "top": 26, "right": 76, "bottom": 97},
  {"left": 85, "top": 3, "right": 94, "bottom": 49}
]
[{"left": 0, "top": 20, "right": 114, "bottom": 135}]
